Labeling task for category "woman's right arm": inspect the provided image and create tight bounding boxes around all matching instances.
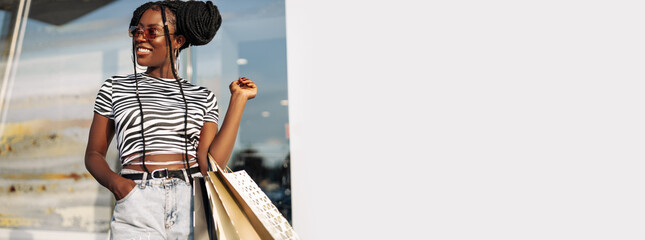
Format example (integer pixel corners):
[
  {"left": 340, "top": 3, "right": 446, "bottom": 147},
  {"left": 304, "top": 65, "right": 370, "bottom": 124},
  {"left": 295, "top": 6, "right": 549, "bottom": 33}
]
[{"left": 84, "top": 113, "right": 135, "bottom": 200}]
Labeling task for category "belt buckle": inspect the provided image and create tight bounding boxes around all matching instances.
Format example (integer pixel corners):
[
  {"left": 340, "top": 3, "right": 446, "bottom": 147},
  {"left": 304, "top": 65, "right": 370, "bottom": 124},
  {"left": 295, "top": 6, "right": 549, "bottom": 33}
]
[{"left": 151, "top": 168, "right": 169, "bottom": 179}]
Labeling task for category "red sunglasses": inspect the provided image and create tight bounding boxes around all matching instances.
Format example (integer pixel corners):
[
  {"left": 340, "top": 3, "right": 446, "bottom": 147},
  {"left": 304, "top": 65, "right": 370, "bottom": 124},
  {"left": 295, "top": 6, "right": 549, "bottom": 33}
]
[{"left": 128, "top": 26, "right": 175, "bottom": 40}]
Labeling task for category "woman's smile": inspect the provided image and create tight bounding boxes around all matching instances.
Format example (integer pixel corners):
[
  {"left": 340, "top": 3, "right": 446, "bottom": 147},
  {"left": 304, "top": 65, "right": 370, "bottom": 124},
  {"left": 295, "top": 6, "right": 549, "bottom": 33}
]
[{"left": 136, "top": 46, "right": 152, "bottom": 56}]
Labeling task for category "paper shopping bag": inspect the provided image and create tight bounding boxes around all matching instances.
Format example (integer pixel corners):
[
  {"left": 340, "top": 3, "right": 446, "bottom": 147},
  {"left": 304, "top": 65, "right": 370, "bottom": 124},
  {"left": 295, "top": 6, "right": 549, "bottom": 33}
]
[
  {"left": 209, "top": 155, "right": 300, "bottom": 240},
  {"left": 207, "top": 171, "right": 262, "bottom": 239}
]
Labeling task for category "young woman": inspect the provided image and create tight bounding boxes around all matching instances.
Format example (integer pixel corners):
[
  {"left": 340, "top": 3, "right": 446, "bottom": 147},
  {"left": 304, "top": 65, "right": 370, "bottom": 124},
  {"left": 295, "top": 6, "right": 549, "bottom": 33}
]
[{"left": 84, "top": 1, "right": 256, "bottom": 239}]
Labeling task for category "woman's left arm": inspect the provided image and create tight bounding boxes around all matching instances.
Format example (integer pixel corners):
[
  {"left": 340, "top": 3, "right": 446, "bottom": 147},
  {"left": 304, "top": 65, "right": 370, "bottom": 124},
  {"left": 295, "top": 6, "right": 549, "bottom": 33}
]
[
  {"left": 196, "top": 122, "right": 217, "bottom": 176},
  {"left": 206, "top": 77, "right": 257, "bottom": 170}
]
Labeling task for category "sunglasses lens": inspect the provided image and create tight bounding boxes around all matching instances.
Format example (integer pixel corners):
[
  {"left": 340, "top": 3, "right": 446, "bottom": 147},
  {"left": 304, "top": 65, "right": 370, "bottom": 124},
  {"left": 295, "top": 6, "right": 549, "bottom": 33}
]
[
  {"left": 128, "top": 26, "right": 137, "bottom": 37},
  {"left": 145, "top": 28, "right": 158, "bottom": 39},
  {"left": 128, "top": 27, "right": 165, "bottom": 40}
]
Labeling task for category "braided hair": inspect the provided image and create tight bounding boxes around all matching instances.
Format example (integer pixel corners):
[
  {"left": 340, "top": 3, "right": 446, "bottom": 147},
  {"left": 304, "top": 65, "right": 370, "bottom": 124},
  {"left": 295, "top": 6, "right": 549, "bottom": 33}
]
[{"left": 129, "top": 0, "right": 222, "bottom": 174}]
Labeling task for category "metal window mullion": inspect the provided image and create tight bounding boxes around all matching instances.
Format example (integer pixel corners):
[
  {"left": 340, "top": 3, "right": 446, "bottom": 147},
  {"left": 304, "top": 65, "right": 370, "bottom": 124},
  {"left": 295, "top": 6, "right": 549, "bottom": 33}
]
[{"left": 0, "top": 0, "right": 31, "bottom": 137}]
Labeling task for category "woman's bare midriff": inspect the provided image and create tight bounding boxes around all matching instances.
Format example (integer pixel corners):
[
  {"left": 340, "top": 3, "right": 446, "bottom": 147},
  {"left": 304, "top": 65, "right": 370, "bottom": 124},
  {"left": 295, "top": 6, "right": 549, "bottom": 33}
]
[{"left": 122, "top": 153, "right": 198, "bottom": 171}]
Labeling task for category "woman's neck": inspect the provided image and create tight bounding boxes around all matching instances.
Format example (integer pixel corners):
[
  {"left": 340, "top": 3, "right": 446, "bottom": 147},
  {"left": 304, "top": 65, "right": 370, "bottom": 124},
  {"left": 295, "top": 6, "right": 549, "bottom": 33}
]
[{"left": 146, "top": 65, "right": 177, "bottom": 79}]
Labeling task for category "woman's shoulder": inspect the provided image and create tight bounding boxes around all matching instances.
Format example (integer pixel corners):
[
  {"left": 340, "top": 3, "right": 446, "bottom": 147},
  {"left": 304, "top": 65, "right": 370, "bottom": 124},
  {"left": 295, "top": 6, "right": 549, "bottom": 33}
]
[
  {"left": 107, "top": 73, "right": 140, "bottom": 81},
  {"left": 100, "top": 74, "right": 144, "bottom": 87},
  {"left": 184, "top": 81, "right": 215, "bottom": 94}
]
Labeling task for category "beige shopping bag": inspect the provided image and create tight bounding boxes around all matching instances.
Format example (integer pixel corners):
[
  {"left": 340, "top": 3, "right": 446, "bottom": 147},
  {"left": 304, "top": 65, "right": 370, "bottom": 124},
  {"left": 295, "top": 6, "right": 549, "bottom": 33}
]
[
  {"left": 207, "top": 170, "right": 262, "bottom": 239},
  {"left": 195, "top": 172, "right": 252, "bottom": 240},
  {"left": 208, "top": 154, "right": 300, "bottom": 240}
]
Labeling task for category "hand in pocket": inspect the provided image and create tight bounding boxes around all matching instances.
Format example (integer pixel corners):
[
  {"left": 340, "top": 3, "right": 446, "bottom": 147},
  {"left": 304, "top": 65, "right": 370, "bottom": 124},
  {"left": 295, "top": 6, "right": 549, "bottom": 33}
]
[{"left": 112, "top": 177, "right": 137, "bottom": 201}]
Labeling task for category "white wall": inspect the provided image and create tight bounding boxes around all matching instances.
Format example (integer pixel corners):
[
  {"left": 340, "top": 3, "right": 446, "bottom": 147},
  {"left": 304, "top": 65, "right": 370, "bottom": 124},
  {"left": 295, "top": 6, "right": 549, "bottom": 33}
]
[{"left": 286, "top": 0, "right": 645, "bottom": 239}]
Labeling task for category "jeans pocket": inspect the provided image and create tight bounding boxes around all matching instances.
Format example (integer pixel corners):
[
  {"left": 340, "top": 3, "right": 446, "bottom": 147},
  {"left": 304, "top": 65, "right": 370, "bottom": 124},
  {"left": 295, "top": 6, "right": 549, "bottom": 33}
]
[{"left": 116, "top": 185, "right": 139, "bottom": 203}]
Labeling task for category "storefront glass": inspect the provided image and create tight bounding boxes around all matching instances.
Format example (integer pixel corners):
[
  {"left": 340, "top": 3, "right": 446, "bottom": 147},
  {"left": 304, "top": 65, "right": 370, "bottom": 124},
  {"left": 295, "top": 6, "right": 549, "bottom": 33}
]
[{"left": 0, "top": 0, "right": 289, "bottom": 233}]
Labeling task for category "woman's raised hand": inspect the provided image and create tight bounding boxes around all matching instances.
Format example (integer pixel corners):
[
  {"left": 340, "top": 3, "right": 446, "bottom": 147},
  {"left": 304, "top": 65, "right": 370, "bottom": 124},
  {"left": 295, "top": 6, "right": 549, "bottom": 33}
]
[{"left": 229, "top": 77, "right": 257, "bottom": 100}]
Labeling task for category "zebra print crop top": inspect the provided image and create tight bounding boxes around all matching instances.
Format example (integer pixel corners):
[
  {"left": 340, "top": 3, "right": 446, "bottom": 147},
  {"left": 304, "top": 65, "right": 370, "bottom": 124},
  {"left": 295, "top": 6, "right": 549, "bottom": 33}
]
[{"left": 93, "top": 73, "right": 219, "bottom": 166}]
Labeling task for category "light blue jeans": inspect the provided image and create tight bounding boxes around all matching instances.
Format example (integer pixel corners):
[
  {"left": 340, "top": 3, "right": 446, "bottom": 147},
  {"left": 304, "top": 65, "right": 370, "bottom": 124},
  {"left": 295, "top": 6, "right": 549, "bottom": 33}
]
[{"left": 110, "top": 176, "right": 195, "bottom": 240}]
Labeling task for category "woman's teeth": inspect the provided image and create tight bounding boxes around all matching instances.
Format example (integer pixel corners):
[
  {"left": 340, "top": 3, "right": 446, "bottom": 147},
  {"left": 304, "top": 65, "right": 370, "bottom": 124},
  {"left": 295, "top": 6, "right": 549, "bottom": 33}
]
[{"left": 138, "top": 48, "right": 151, "bottom": 53}]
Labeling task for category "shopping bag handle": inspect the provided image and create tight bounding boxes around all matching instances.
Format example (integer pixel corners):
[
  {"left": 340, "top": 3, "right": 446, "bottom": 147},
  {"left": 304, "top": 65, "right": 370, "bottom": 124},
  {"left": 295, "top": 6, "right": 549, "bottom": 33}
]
[{"left": 207, "top": 153, "right": 233, "bottom": 173}]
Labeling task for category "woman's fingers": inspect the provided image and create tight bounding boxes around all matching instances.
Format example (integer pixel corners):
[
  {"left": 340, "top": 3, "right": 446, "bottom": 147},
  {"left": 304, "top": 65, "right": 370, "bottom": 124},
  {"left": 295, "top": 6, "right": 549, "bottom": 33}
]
[{"left": 237, "top": 77, "right": 256, "bottom": 88}]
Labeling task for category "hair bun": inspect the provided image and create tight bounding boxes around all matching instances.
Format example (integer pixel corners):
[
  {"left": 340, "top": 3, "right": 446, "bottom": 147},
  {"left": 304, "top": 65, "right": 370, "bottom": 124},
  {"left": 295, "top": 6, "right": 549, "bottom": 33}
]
[{"left": 177, "top": 1, "right": 222, "bottom": 48}]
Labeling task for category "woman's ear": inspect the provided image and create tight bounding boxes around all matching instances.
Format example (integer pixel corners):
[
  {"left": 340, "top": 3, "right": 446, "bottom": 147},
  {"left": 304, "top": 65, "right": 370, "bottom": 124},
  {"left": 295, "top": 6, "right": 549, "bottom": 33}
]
[{"left": 174, "top": 35, "right": 186, "bottom": 49}]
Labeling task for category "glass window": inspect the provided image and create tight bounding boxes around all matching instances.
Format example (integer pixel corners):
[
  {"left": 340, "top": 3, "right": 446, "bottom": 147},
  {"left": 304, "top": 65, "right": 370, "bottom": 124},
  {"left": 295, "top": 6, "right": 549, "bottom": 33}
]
[{"left": 0, "top": 0, "right": 290, "bottom": 233}]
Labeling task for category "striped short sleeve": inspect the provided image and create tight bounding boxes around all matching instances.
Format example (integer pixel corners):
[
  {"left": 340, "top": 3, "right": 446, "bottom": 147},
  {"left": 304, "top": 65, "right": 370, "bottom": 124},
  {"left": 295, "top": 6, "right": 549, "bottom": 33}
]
[
  {"left": 94, "top": 78, "right": 114, "bottom": 119},
  {"left": 204, "top": 91, "right": 219, "bottom": 124}
]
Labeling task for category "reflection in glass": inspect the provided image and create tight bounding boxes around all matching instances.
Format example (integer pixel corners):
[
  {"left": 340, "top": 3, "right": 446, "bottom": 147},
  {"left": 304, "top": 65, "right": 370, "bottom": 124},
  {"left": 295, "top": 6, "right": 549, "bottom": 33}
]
[{"left": 0, "top": 0, "right": 290, "bottom": 233}]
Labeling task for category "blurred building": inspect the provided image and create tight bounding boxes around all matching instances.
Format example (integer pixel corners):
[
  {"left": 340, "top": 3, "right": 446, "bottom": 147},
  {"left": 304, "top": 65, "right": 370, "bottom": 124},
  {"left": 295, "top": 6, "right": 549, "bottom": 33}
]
[{"left": 0, "top": 0, "right": 289, "bottom": 238}]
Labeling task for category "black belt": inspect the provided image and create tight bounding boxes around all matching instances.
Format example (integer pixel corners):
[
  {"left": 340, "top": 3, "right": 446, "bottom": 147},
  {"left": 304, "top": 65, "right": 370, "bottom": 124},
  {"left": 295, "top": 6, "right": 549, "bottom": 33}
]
[{"left": 122, "top": 167, "right": 200, "bottom": 181}]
